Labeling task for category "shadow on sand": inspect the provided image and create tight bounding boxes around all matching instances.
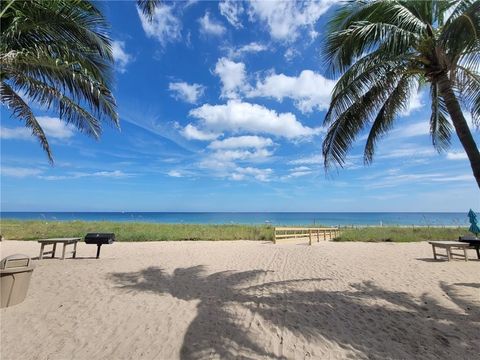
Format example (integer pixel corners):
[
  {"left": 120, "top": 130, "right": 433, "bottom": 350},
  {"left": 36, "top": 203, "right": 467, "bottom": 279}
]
[{"left": 109, "top": 266, "right": 479, "bottom": 359}]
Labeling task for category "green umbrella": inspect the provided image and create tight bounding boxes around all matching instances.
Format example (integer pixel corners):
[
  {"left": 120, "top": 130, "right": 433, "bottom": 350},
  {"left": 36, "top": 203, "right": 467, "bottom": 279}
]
[{"left": 467, "top": 209, "right": 480, "bottom": 236}]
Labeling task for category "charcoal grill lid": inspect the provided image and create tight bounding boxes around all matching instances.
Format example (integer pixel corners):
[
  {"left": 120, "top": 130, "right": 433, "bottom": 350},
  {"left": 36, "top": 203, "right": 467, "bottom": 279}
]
[{"left": 85, "top": 233, "right": 115, "bottom": 239}]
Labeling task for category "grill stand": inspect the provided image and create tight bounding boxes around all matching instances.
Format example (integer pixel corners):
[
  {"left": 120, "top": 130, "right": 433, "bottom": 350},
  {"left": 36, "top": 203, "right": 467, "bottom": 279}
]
[{"left": 96, "top": 244, "right": 102, "bottom": 259}]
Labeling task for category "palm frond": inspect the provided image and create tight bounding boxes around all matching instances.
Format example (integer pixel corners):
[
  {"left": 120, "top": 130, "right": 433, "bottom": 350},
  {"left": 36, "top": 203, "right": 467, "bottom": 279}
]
[
  {"left": 364, "top": 76, "right": 418, "bottom": 163},
  {"left": 0, "top": 82, "right": 52, "bottom": 162},
  {"left": 430, "top": 82, "right": 453, "bottom": 151},
  {"left": 323, "top": 67, "right": 403, "bottom": 168},
  {"left": 136, "top": 0, "right": 161, "bottom": 20}
]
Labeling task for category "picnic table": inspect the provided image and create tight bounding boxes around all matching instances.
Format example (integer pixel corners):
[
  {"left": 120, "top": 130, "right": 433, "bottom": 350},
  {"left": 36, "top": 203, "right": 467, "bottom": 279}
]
[
  {"left": 429, "top": 241, "right": 470, "bottom": 262},
  {"left": 37, "top": 238, "right": 81, "bottom": 260}
]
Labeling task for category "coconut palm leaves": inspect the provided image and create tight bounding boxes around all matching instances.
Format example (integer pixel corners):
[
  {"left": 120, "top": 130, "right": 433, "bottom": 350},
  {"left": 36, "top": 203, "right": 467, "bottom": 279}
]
[
  {"left": 0, "top": 0, "right": 118, "bottom": 162},
  {"left": 323, "top": 0, "right": 480, "bottom": 187}
]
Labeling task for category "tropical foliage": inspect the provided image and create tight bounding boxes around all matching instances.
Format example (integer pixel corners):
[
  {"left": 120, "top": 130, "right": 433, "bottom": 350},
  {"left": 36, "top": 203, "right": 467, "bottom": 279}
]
[
  {"left": 323, "top": 0, "right": 480, "bottom": 187},
  {"left": 0, "top": 0, "right": 118, "bottom": 162}
]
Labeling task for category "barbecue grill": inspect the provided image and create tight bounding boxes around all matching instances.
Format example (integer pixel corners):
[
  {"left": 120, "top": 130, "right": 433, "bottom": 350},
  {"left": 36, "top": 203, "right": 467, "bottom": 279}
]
[
  {"left": 459, "top": 235, "right": 480, "bottom": 259},
  {"left": 84, "top": 233, "right": 115, "bottom": 259}
]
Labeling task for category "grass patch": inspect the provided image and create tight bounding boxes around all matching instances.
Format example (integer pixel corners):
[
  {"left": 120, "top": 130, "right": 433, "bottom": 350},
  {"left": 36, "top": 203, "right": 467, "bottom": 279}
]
[
  {"left": 0, "top": 220, "right": 274, "bottom": 241},
  {"left": 335, "top": 226, "right": 467, "bottom": 242},
  {"left": 0, "top": 221, "right": 468, "bottom": 242}
]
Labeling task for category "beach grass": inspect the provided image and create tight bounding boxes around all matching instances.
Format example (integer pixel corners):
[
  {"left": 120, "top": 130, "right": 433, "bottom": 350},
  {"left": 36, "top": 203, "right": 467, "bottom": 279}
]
[
  {"left": 335, "top": 226, "right": 467, "bottom": 242},
  {"left": 0, "top": 220, "right": 468, "bottom": 242},
  {"left": 0, "top": 220, "right": 274, "bottom": 241}
]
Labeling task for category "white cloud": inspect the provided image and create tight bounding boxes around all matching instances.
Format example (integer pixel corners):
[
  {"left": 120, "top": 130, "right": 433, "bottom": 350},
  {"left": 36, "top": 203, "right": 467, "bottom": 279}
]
[
  {"left": 401, "top": 90, "right": 424, "bottom": 116},
  {"left": 248, "top": 70, "right": 336, "bottom": 113},
  {"left": 231, "top": 166, "right": 272, "bottom": 182},
  {"left": 219, "top": 0, "right": 244, "bottom": 28},
  {"left": 214, "top": 57, "right": 248, "bottom": 99},
  {"left": 446, "top": 151, "right": 468, "bottom": 160},
  {"left": 111, "top": 40, "right": 133, "bottom": 73},
  {"left": 37, "top": 117, "right": 75, "bottom": 139},
  {"left": 168, "top": 82, "right": 205, "bottom": 104},
  {"left": 1, "top": 117, "right": 75, "bottom": 141},
  {"left": 181, "top": 124, "right": 220, "bottom": 141},
  {"left": 394, "top": 121, "right": 430, "bottom": 138},
  {"left": 248, "top": 0, "right": 334, "bottom": 42},
  {"left": 208, "top": 135, "right": 273, "bottom": 150},
  {"left": 211, "top": 148, "right": 273, "bottom": 164},
  {"left": 198, "top": 12, "right": 226, "bottom": 36},
  {"left": 228, "top": 42, "right": 268, "bottom": 58},
  {"left": 189, "top": 100, "right": 319, "bottom": 139},
  {"left": 39, "top": 170, "right": 132, "bottom": 181},
  {"left": 137, "top": 4, "right": 182, "bottom": 46},
  {"left": 0, "top": 127, "right": 32, "bottom": 140},
  {"left": 378, "top": 146, "right": 436, "bottom": 159},
  {"left": 167, "top": 170, "right": 184, "bottom": 177},
  {"left": 284, "top": 47, "right": 300, "bottom": 62},
  {"left": 289, "top": 154, "right": 323, "bottom": 165},
  {"left": 1, "top": 166, "right": 42, "bottom": 178},
  {"left": 292, "top": 166, "right": 311, "bottom": 172}
]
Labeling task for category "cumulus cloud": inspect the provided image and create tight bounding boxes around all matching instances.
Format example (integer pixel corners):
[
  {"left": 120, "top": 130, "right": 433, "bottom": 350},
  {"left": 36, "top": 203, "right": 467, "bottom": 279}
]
[
  {"left": 230, "top": 166, "right": 272, "bottom": 182},
  {"left": 248, "top": 0, "right": 334, "bottom": 42},
  {"left": 208, "top": 135, "right": 273, "bottom": 150},
  {"left": 137, "top": 4, "right": 182, "bottom": 46},
  {"left": 219, "top": 0, "right": 244, "bottom": 28},
  {"left": 37, "top": 117, "right": 75, "bottom": 139},
  {"left": 248, "top": 70, "right": 336, "bottom": 113},
  {"left": 168, "top": 82, "right": 205, "bottom": 104},
  {"left": 198, "top": 12, "right": 226, "bottom": 36},
  {"left": 181, "top": 124, "right": 220, "bottom": 141},
  {"left": 0, "top": 127, "right": 32, "bottom": 140},
  {"left": 228, "top": 42, "right": 268, "bottom": 58},
  {"left": 214, "top": 57, "right": 248, "bottom": 99},
  {"left": 111, "top": 40, "right": 133, "bottom": 73},
  {"left": 2, "top": 117, "right": 75, "bottom": 141},
  {"left": 189, "top": 100, "right": 319, "bottom": 139}
]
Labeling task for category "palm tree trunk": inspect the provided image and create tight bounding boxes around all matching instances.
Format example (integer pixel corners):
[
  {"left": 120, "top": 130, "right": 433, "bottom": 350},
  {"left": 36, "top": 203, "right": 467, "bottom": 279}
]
[{"left": 437, "top": 73, "right": 480, "bottom": 189}]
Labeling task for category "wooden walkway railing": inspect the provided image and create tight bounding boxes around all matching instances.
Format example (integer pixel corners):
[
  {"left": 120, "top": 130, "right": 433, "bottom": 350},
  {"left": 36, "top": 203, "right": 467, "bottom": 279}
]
[{"left": 273, "top": 227, "right": 340, "bottom": 245}]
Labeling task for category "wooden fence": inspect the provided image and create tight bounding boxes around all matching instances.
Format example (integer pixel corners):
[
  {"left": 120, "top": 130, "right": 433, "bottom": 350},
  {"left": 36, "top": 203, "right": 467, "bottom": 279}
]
[{"left": 273, "top": 227, "right": 340, "bottom": 245}]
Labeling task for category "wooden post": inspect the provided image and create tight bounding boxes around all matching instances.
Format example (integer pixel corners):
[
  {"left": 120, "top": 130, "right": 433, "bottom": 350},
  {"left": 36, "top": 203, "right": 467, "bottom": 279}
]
[
  {"left": 62, "top": 243, "right": 67, "bottom": 260},
  {"left": 52, "top": 243, "right": 57, "bottom": 258},
  {"left": 73, "top": 241, "right": 77, "bottom": 258},
  {"left": 273, "top": 228, "right": 277, "bottom": 244},
  {"left": 309, "top": 229, "right": 312, "bottom": 246},
  {"left": 39, "top": 243, "right": 45, "bottom": 260},
  {"left": 317, "top": 229, "right": 320, "bottom": 242},
  {"left": 323, "top": 230, "right": 326, "bottom": 241}
]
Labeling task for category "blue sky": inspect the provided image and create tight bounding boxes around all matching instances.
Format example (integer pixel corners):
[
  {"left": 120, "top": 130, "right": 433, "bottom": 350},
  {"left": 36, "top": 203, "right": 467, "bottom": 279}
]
[{"left": 1, "top": 0, "right": 479, "bottom": 212}]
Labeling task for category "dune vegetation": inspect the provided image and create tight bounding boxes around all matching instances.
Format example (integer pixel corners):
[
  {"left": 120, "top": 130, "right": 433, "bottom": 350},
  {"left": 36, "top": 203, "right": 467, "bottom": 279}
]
[{"left": 0, "top": 220, "right": 468, "bottom": 243}]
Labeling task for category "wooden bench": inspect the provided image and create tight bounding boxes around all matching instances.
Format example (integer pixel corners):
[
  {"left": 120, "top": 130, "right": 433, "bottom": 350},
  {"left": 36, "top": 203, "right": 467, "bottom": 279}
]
[
  {"left": 274, "top": 227, "right": 339, "bottom": 245},
  {"left": 37, "top": 238, "right": 81, "bottom": 260},
  {"left": 429, "top": 241, "right": 470, "bottom": 262}
]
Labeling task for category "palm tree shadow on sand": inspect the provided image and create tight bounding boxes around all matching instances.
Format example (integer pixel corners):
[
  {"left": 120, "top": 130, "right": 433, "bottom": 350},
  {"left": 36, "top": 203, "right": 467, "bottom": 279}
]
[{"left": 109, "top": 266, "right": 479, "bottom": 359}]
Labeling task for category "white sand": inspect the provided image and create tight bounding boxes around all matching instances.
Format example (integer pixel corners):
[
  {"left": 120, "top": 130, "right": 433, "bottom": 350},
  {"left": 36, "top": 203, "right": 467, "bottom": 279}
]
[{"left": 1, "top": 240, "right": 479, "bottom": 360}]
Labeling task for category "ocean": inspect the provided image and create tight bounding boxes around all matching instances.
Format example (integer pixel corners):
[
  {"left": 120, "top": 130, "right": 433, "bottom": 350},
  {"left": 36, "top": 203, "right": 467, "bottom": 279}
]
[{"left": 0, "top": 212, "right": 471, "bottom": 226}]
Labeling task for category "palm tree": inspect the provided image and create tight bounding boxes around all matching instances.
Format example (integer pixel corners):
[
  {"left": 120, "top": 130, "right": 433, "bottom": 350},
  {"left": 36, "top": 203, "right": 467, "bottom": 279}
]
[
  {"left": 1, "top": 0, "right": 118, "bottom": 162},
  {"left": 322, "top": 0, "right": 480, "bottom": 188}
]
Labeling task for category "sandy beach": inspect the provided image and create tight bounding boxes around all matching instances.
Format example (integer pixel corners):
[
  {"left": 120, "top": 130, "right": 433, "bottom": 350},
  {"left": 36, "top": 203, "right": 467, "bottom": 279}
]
[{"left": 0, "top": 240, "right": 478, "bottom": 360}]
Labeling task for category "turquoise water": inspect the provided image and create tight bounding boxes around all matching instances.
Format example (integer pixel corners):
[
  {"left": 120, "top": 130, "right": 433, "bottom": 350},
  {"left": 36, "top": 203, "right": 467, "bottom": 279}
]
[{"left": 0, "top": 212, "right": 471, "bottom": 226}]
